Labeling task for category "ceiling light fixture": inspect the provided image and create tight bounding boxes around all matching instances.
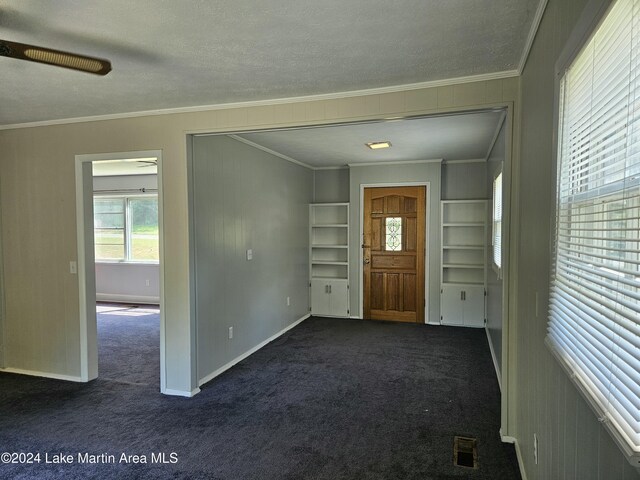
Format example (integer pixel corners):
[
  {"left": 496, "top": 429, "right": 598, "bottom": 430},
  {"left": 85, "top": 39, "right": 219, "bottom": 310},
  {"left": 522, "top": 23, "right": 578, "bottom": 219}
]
[{"left": 365, "top": 141, "right": 392, "bottom": 150}]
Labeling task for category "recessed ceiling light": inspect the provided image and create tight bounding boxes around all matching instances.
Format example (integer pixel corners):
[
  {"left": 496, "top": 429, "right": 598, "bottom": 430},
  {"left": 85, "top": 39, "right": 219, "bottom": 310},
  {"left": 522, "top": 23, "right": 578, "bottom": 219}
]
[{"left": 365, "top": 141, "right": 392, "bottom": 150}]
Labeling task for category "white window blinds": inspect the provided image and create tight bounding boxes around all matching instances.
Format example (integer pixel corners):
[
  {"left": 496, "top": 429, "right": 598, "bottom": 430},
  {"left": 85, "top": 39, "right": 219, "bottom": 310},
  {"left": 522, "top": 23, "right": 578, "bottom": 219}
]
[
  {"left": 492, "top": 171, "right": 503, "bottom": 269},
  {"left": 548, "top": 0, "right": 640, "bottom": 461}
]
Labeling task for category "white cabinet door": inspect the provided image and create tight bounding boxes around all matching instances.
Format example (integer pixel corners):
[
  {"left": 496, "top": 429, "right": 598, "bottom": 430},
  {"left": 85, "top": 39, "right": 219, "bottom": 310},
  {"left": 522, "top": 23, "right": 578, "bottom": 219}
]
[
  {"left": 463, "top": 286, "right": 485, "bottom": 327},
  {"left": 441, "top": 286, "right": 464, "bottom": 325},
  {"left": 440, "top": 285, "right": 485, "bottom": 327},
  {"left": 327, "top": 279, "right": 349, "bottom": 317},
  {"left": 311, "top": 279, "right": 349, "bottom": 317},
  {"left": 311, "top": 279, "right": 331, "bottom": 316}
]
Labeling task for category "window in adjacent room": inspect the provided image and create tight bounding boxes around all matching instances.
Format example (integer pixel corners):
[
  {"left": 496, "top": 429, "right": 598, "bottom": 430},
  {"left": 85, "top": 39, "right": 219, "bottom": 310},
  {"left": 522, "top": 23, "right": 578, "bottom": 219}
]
[
  {"left": 94, "top": 195, "right": 159, "bottom": 262},
  {"left": 547, "top": 0, "right": 640, "bottom": 464},
  {"left": 492, "top": 168, "right": 503, "bottom": 273}
]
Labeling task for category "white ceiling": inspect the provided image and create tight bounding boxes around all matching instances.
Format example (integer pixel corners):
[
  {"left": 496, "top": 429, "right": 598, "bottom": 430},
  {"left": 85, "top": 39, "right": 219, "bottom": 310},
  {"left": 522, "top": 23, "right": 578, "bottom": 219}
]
[
  {"left": 0, "top": 0, "right": 541, "bottom": 127},
  {"left": 92, "top": 158, "right": 157, "bottom": 177},
  {"left": 235, "top": 110, "right": 505, "bottom": 168}
]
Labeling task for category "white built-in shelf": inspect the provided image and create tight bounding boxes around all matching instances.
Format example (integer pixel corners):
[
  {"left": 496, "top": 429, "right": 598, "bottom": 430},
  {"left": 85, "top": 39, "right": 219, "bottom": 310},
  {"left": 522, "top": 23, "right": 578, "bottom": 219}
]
[
  {"left": 440, "top": 200, "right": 488, "bottom": 327},
  {"left": 310, "top": 203, "right": 350, "bottom": 317},
  {"left": 442, "top": 222, "right": 485, "bottom": 227},
  {"left": 442, "top": 281, "right": 484, "bottom": 287},
  {"left": 443, "top": 263, "right": 485, "bottom": 269}
]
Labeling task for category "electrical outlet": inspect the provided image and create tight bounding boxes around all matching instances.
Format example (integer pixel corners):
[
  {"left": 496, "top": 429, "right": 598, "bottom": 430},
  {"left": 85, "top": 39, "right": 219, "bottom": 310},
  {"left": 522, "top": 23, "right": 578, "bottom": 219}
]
[
  {"left": 69, "top": 261, "right": 77, "bottom": 274},
  {"left": 534, "top": 433, "right": 538, "bottom": 465},
  {"left": 246, "top": 249, "right": 253, "bottom": 261},
  {"left": 145, "top": 279, "right": 150, "bottom": 287},
  {"left": 287, "top": 296, "right": 290, "bottom": 306},
  {"left": 228, "top": 327, "right": 233, "bottom": 339}
]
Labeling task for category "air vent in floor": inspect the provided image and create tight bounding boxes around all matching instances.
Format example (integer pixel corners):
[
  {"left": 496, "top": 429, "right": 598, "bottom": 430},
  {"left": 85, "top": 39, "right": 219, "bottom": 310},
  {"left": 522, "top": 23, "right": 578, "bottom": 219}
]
[{"left": 453, "top": 436, "right": 478, "bottom": 469}]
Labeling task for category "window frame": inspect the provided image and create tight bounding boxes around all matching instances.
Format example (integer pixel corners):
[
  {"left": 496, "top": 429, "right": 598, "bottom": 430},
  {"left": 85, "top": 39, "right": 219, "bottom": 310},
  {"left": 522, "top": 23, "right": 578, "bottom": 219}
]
[
  {"left": 547, "top": 0, "right": 640, "bottom": 466},
  {"left": 93, "top": 193, "right": 159, "bottom": 264}
]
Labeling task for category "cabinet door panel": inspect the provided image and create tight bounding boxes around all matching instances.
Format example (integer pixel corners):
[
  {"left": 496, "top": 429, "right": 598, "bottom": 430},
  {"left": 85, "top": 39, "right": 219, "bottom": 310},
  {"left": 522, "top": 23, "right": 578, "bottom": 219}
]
[
  {"left": 441, "top": 286, "right": 464, "bottom": 325},
  {"left": 463, "top": 286, "right": 485, "bottom": 327},
  {"left": 311, "top": 280, "right": 330, "bottom": 316},
  {"left": 328, "top": 280, "right": 349, "bottom": 317}
]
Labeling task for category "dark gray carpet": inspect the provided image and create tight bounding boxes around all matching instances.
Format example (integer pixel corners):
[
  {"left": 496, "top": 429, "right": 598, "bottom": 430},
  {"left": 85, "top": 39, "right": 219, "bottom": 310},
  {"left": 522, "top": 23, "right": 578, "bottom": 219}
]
[
  {"left": 0, "top": 315, "right": 520, "bottom": 480},
  {"left": 96, "top": 304, "right": 160, "bottom": 386}
]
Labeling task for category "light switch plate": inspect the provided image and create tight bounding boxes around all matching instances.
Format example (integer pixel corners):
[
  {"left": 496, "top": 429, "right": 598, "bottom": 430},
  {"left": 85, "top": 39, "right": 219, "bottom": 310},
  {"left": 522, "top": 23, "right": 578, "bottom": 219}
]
[{"left": 246, "top": 249, "right": 253, "bottom": 260}]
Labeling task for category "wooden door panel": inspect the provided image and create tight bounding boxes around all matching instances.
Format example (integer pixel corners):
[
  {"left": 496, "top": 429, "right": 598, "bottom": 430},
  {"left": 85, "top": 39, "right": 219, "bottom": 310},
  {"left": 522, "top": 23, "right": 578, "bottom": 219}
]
[
  {"left": 386, "top": 195, "right": 401, "bottom": 213},
  {"left": 405, "top": 217, "right": 417, "bottom": 251},
  {"left": 371, "top": 197, "right": 384, "bottom": 213},
  {"left": 404, "top": 197, "right": 417, "bottom": 214},
  {"left": 364, "top": 186, "right": 426, "bottom": 323},
  {"left": 371, "top": 217, "right": 383, "bottom": 251},
  {"left": 371, "top": 255, "right": 415, "bottom": 270},
  {"left": 370, "top": 273, "right": 384, "bottom": 310},
  {"left": 403, "top": 274, "right": 416, "bottom": 311},
  {"left": 386, "top": 273, "right": 400, "bottom": 310}
]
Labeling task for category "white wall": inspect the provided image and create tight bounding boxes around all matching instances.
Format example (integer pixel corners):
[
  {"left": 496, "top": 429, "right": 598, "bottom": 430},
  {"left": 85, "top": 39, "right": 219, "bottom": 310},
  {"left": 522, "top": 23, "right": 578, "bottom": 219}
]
[
  {"left": 93, "top": 174, "right": 160, "bottom": 304},
  {"left": 516, "top": 0, "right": 640, "bottom": 477},
  {"left": 349, "top": 162, "right": 442, "bottom": 322},
  {"left": 95, "top": 263, "right": 160, "bottom": 304},
  {"left": 191, "top": 135, "right": 312, "bottom": 383}
]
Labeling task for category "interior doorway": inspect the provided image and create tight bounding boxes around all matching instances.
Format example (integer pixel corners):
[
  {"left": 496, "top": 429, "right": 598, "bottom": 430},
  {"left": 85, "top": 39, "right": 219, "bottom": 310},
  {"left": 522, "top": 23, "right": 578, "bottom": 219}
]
[
  {"left": 74, "top": 150, "right": 166, "bottom": 391},
  {"left": 363, "top": 185, "right": 426, "bottom": 322}
]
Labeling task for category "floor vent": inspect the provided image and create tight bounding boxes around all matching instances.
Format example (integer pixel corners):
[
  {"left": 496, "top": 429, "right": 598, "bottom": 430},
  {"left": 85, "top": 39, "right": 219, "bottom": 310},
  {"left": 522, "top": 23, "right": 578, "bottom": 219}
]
[{"left": 453, "top": 436, "right": 478, "bottom": 469}]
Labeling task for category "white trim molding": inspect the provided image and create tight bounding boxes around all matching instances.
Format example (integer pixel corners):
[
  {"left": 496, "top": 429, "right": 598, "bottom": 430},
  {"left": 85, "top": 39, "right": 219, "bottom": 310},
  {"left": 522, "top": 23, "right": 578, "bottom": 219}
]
[
  {"left": 163, "top": 388, "right": 202, "bottom": 398},
  {"left": 0, "top": 71, "right": 519, "bottom": 131},
  {"left": 485, "top": 327, "right": 502, "bottom": 391},
  {"left": 198, "top": 314, "right": 311, "bottom": 387},
  {"left": 96, "top": 293, "right": 160, "bottom": 305},
  {"left": 0, "top": 367, "right": 84, "bottom": 383},
  {"left": 227, "top": 134, "right": 314, "bottom": 170},
  {"left": 518, "top": 0, "right": 550, "bottom": 74}
]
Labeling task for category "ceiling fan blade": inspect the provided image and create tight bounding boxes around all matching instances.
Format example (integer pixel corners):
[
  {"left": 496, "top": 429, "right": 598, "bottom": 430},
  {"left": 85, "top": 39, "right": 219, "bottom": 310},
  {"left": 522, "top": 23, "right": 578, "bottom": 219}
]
[{"left": 0, "top": 39, "right": 111, "bottom": 76}]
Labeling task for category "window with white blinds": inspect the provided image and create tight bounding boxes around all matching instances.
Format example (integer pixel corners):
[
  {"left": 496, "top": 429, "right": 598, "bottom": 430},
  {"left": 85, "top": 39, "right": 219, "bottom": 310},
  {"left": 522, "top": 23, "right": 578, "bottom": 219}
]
[
  {"left": 492, "top": 170, "right": 503, "bottom": 270},
  {"left": 548, "top": 0, "right": 640, "bottom": 461}
]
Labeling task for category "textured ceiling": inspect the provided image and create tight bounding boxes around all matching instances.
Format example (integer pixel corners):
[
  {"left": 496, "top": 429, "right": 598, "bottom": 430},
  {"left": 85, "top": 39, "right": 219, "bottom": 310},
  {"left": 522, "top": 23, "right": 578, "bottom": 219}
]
[
  {"left": 0, "top": 0, "right": 539, "bottom": 126},
  {"left": 236, "top": 110, "right": 504, "bottom": 168}
]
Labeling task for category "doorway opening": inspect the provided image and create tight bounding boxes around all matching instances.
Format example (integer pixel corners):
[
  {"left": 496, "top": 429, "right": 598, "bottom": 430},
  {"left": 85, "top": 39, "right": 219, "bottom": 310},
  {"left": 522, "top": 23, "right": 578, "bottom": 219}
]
[{"left": 75, "top": 150, "right": 166, "bottom": 391}]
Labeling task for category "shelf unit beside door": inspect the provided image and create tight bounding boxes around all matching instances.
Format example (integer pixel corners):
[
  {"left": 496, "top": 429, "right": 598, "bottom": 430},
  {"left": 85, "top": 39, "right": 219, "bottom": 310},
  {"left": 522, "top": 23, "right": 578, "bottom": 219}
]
[
  {"left": 310, "top": 203, "right": 349, "bottom": 317},
  {"left": 440, "top": 200, "right": 488, "bottom": 327}
]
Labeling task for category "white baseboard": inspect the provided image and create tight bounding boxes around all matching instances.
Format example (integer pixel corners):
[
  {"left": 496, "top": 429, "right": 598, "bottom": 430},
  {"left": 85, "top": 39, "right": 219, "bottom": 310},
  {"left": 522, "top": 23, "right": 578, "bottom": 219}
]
[
  {"left": 198, "top": 314, "right": 310, "bottom": 387},
  {"left": 162, "top": 387, "right": 201, "bottom": 397},
  {"left": 0, "top": 367, "right": 84, "bottom": 382},
  {"left": 485, "top": 326, "right": 502, "bottom": 391},
  {"left": 96, "top": 293, "right": 160, "bottom": 305},
  {"left": 501, "top": 433, "right": 528, "bottom": 480}
]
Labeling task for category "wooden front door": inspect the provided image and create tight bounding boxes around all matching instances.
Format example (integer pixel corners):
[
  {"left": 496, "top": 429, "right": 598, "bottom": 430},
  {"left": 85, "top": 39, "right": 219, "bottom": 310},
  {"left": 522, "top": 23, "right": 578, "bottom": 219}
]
[{"left": 363, "top": 186, "right": 426, "bottom": 322}]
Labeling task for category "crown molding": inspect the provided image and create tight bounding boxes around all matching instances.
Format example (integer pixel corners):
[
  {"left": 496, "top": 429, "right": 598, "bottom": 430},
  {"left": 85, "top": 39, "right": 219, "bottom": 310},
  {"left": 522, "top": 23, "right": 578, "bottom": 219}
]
[
  {"left": 227, "top": 135, "right": 314, "bottom": 170},
  {"left": 518, "top": 0, "right": 549, "bottom": 74},
  {"left": 0, "top": 70, "right": 519, "bottom": 131}
]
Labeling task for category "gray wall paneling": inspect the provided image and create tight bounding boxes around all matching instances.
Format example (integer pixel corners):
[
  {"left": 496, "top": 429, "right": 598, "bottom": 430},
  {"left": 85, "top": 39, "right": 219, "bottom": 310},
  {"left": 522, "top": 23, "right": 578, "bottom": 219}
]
[{"left": 191, "top": 136, "right": 313, "bottom": 383}]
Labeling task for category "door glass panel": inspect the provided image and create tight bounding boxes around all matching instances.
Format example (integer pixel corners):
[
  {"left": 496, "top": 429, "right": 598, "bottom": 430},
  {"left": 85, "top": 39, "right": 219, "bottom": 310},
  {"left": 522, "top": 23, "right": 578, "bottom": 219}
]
[{"left": 385, "top": 217, "right": 402, "bottom": 251}]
